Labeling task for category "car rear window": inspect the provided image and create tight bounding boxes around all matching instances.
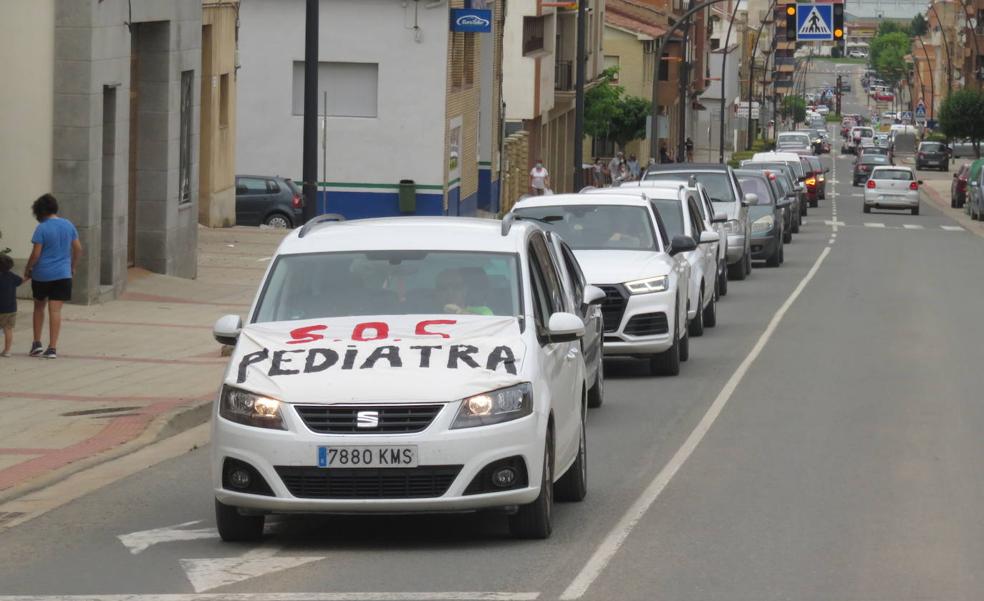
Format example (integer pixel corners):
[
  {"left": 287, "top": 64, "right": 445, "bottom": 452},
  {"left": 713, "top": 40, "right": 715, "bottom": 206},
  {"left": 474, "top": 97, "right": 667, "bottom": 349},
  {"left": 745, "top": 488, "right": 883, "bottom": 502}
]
[
  {"left": 872, "top": 169, "right": 913, "bottom": 181},
  {"left": 735, "top": 176, "right": 773, "bottom": 205},
  {"left": 861, "top": 156, "right": 890, "bottom": 165},
  {"left": 921, "top": 142, "right": 943, "bottom": 151}
]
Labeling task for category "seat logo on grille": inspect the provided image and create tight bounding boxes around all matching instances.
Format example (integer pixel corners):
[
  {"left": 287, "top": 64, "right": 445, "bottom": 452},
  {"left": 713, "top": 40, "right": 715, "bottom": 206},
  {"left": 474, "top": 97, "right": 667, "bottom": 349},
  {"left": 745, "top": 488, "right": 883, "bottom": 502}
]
[{"left": 356, "top": 411, "right": 379, "bottom": 428}]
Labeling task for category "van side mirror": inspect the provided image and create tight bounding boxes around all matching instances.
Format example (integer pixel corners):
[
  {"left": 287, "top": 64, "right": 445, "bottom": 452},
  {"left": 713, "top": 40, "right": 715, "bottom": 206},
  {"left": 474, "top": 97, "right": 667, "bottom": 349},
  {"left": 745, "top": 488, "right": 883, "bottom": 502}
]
[
  {"left": 213, "top": 315, "right": 243, "bottom": 346},
  {"left": 546, "top": 312, "right": 585, "bottom": 343},
  {"left": 669, "top": 235, "right": 698, "bottom": 256}
]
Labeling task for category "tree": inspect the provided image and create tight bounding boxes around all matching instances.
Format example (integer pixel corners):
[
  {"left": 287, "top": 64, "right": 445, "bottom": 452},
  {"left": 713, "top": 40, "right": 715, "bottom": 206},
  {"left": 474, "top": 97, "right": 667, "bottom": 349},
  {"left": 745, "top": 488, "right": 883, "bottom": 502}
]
[
  {"left": 780, "top": 95, "right": 806, "bottom": 124},
  {"left": 939, "top": 89, "right": 984, "bottom": 157},
  {"left": 877, "top": 20, "right": 910, "bottom": 37},
  {"left": 585, "top": 67, "right": 653, "bottom": 151},
  {"left": 910, "top": 13, "right": 928, "bottom": 36},
  {"left": 868, "top": 31, "right": 909, "bottom": 83}
]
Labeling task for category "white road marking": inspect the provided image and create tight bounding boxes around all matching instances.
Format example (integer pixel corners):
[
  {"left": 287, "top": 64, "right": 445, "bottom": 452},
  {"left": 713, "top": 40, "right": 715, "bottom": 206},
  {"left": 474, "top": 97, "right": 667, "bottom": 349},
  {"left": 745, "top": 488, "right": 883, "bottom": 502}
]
[
  {"left": 0, "top": 594, "right": 539, "bottom": 601},
  {"left": 824, "top": 220, "right": 846, "bottom": 226},
  {"left": 118, "top": 521, "right": 217, "bottom": 555},
  {"left": 256, "top": 256, "right": 272, "bottom": 262},
  {"left": 560, "top": 246, "right": 834, "bottom": 601},
  {"left": 180, "top": 548, "right": 325, "bottom": 593},
  {"left": 831, "top": 233, "right": 837, "bottom": 238},
  {"left": 851, "top": 193, "right": 864, "bottom": 198},
  {"left": 864, "top": 222, "right": 885, "bottom": 228},
  {"left": 941, "top": 225, "right": 964, "bottom": 231},
  {"left": 903, "top": 224, "right": 924, "bottom": 230}
]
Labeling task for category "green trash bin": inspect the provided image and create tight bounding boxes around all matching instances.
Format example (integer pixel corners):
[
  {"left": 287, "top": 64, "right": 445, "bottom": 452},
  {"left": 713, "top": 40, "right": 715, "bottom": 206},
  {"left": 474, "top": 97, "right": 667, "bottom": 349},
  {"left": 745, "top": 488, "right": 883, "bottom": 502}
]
[{"left": 399, "top": 179, "right": 416, "bottom": 213}]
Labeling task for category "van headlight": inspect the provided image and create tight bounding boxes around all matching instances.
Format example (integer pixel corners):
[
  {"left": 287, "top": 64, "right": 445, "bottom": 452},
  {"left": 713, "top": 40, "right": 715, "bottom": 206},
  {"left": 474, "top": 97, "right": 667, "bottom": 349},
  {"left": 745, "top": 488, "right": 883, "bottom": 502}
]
[
  {"left": 220, "top": 385, "right": 287, "bottom": 430},
  {"left": 451, "top": 383, "right": 533, "bottom": 429},
  {"left": 751, "top": 215, "right": 775, "bottom": 232},
  {"left": 624, "top": 276, "right": 669, "bottom": 295}
]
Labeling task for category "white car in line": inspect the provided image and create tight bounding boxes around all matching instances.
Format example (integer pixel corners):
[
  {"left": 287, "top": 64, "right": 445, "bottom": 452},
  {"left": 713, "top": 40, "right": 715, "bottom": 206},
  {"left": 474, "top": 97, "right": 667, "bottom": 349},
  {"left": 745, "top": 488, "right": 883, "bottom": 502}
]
[
  {"left": 511, "top": 192, "right": 695, "bottom": 376},
  {"left": 211, "top": 216, "right": 602, "bottom": 541},
  {"left": 863, "top": 166, "right": 922, "bottom": 215},
  {"left": 642, "top": 188, "right": 722, "bottom": 337}
]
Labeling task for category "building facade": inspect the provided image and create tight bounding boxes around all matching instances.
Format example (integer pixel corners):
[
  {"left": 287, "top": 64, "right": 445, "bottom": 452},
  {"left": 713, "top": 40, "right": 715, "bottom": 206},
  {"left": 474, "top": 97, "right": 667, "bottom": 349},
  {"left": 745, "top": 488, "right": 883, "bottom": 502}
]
[
  {"left": 235, "top": 0, "right": 502, "bottom": 219},
  {"left": 502, "top": 0, "right": 604, "bottom": 193},
  {"left": 199, "top": 0, "right": 239, "bottom": 228},
  {"left": 0, "top": 0, "right": 202, "bottom": 304}
]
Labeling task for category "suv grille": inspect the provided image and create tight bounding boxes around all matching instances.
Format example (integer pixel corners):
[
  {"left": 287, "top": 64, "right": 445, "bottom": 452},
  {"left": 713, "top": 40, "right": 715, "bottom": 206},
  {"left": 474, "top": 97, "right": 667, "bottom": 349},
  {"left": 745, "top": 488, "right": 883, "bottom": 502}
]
[
  {"left": 276, "top": 466, "right": 461, "bottom": 499},
  {"left": 623, "top": 313, "right": 669, "bottom": 336},
  {"left": 598, "top": 285, "right": 628, "bottom": 333},
  {"left": 295, "top": 405, "right": 442, "bottom": 434}
]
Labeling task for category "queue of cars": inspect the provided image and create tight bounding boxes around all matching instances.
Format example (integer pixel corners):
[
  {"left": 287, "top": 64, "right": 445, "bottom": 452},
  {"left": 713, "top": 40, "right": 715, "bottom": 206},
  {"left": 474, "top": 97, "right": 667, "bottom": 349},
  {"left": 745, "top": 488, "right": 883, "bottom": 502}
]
[
  {"left": 207, "top": 147, "right": 826, "bottom": 543},
  {"left": 953, "top": 159, "right": 984, "bottom": 219}
]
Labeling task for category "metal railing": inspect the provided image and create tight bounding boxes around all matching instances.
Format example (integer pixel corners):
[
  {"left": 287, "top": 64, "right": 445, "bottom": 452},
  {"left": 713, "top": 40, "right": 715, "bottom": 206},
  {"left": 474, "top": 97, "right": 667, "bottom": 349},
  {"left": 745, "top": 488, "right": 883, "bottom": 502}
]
[{"left": 555, "top": 60, "right": 575, "bottom": 91}]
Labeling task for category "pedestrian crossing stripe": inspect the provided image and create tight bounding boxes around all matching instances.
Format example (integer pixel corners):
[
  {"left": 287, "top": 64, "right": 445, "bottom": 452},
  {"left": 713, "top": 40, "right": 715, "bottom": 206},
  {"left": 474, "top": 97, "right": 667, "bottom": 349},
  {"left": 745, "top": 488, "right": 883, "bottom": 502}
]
[
  {"left": 941, "top": 225, "right": 964, "bottom": 231},
  {"left": 796, "top": 4, "right": 834, "bottom": 40},
  {"left": 903, "top": 224, "right": 923, "bottom": 230}
]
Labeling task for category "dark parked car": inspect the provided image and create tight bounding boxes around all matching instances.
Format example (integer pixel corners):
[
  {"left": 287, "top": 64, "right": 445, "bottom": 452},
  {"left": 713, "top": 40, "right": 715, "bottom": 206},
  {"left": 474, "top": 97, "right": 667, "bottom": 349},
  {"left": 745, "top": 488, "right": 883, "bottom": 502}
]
[
  {"left": 915, "top": 141, "right": 950, "bottom": 171},
  {"left": 734, "top": 169, "right": 784, "bottom": 267},
  {"left": 235, "top": 175, "right": 304, "bottom": 228},
  {"left": 853, "top": 154, "right": 890, "bottom": 186},
  {"left": 952, "top": 162, "right": 970, "bottom": 209}
]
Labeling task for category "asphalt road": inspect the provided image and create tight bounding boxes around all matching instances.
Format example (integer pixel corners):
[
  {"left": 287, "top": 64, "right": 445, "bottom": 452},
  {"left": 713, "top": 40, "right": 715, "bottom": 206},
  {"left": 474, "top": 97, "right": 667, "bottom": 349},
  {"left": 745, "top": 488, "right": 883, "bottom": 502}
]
[{"left": 2, "top": 68, "right": 984, "bottom": 601}]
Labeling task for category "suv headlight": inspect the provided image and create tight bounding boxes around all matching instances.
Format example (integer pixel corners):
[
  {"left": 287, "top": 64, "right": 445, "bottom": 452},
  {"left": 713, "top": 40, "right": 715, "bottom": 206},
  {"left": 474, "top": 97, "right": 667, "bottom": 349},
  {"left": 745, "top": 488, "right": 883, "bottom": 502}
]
[
  {"left": 624, "top": 276, "right": 669, "bottom": 295},
  {"left": 451, "top": 383, "right": 533, "bottom": 429},
  {"left": 722, "top": 219, "right": 741, "bottom": 235},
  {"left": 220, "top": 385, "right": 287, "bottom": 430},
  {"left": 751, "top": 215, "right": 775, "bottom": 232}
]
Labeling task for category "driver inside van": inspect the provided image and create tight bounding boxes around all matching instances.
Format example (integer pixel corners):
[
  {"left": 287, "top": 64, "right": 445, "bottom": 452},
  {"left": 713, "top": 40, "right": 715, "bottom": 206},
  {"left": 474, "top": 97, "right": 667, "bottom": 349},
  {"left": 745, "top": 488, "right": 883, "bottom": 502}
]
[{"left": 436, "top": 269, "right": 493, "bottom": 316}]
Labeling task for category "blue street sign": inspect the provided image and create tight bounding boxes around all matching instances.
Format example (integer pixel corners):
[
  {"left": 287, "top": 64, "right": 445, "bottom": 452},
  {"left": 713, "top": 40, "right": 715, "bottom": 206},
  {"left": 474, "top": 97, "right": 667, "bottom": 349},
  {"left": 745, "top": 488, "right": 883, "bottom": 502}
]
[
  {"left": 796, "top": 4, "right": 834, "bottom": 41},
  {"left": 450, "top": 8, "right": 493, "bottom": 33},
  {"left": 915, "top": 103, "right": 927, "bottom": 119}
]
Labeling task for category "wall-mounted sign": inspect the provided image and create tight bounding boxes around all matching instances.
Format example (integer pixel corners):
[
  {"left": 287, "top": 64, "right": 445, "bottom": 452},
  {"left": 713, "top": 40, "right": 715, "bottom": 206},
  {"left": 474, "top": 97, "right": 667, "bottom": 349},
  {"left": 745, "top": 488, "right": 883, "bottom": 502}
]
[{"left": 451, "top": 9, "right": 493, "bottom": 33}]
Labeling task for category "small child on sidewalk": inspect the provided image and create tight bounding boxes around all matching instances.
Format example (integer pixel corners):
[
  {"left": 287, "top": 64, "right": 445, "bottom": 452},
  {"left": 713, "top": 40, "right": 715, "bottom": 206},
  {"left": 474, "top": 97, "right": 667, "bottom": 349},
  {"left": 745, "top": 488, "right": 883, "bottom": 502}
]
[{"left": 0, "top": 254, "right": 27, "bottom": 357}]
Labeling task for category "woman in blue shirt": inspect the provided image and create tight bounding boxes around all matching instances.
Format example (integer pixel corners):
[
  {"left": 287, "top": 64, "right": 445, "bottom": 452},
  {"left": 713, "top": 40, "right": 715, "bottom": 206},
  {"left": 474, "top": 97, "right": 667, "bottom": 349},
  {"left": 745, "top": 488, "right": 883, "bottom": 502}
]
[{"left": 23, "top": 194, "right": 82, "bottom": 359}]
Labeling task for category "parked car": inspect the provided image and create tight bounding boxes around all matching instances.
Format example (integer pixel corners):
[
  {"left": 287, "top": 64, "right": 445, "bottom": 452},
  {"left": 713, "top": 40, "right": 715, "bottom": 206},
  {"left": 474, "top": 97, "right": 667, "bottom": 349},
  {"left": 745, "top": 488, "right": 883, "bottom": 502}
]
[
  {"left": 951, "top": 162, "right": 970, "bottom": 209},
  {"left": 543, "top": 231, "right": 605, "bottom": 408},
  {"left": 863, "top": 166, "right": 921, "bottom": 215},
  {"left": 512, "top": 193, "right": 693, "bottom": 375},
  {"left": 211, "top": 215, "right": 600, "bottom": 541},
  {"left": 853, "top": 154, "right": 891, "bottom": 186},
  {"left": 748, "top": 151, "right": 809, "bottom": 214},
  {"left": 915, "top": 141, "right": 950, "bottom": 171},
  {"left": 741, "top": 161, "right": 800, "bottom": 239},
  {"left": 966, "top": 159, "right": 984, "bottom": 218},
  {"left": 640, "top": 164, "right": 752, "bottom": 281},
  {"left": 734, "top": 170, "right": 784, "bottom": 267},
  {"left": 235, "top": 175, "right": 304, "bottom": 228}
]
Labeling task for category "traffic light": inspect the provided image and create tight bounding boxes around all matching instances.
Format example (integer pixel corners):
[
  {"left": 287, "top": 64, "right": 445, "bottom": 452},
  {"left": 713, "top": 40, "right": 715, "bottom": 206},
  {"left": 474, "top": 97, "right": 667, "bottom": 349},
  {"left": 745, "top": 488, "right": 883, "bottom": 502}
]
[
  {"left": 833, "top": 3, "right": 844, "bottom": 40},
  {"left": 786, "top": 4, "right": 797, "bottom": 41}
]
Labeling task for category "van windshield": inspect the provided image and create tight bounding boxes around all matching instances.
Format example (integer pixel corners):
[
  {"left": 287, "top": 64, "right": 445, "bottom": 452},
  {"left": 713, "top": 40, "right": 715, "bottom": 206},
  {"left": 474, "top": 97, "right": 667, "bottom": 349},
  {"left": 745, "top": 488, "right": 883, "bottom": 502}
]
[{"left": 253, "top": 251, "right": 521, "bottom": 323}]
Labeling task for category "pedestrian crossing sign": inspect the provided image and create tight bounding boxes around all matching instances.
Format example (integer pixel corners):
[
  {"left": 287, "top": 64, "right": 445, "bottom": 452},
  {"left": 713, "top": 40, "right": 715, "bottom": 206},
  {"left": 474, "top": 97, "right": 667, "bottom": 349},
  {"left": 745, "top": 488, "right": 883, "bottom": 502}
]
[{"left": 796, "top": 4, "right": 834, "bottom": 41}]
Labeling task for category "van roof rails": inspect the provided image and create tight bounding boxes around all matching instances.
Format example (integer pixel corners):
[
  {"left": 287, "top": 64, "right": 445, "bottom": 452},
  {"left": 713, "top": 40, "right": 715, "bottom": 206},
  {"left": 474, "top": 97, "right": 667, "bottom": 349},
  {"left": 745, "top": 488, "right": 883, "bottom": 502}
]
[{"left": 298, "top": 213, "right": 346, "bottom": 238}]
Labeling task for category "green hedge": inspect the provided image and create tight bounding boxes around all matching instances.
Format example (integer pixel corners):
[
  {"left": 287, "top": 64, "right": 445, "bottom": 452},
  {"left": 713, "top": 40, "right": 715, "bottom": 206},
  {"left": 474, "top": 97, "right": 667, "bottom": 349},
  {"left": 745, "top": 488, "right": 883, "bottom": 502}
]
[
  {"left": 825, "top": 113, "right": 842, "bottom": 123},
  {"left": 728, "top": 150, "right": 756, "bottom": 169},
  {"left": 925, "top": 132, "right": 947, "bottom": 142}
]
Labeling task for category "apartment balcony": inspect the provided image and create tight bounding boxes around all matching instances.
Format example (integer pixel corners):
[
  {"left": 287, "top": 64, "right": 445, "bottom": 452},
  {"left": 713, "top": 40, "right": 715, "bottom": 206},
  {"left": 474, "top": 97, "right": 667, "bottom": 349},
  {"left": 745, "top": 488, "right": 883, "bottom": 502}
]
[{"left": 556, "top": 60, "right": 574, "bottom": 91}]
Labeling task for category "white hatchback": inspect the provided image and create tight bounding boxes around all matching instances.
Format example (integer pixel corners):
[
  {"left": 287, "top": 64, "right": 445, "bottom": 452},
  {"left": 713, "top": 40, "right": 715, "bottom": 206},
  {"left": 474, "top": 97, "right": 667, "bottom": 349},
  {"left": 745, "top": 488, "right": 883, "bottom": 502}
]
[
  {"left": 863, "top": 166, "right": 921, "bottom": 215},
  {"left": 211, "top": 216, "right": 600, "bottom": 541}
]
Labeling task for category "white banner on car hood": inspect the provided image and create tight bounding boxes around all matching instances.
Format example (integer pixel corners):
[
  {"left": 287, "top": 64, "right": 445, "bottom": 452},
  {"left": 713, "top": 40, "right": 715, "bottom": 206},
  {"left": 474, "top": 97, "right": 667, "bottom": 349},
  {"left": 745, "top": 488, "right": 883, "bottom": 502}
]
[{"left": 228, "top": 315, "right": 528, "bottom": 403}]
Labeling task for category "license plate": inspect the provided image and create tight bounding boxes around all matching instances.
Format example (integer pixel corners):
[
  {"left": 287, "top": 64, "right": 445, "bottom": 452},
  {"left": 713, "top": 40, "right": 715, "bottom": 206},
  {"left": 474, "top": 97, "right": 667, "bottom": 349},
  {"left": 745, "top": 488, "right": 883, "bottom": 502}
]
[{"left": 317, "top": 446, "right": 418, "bottom": 468}]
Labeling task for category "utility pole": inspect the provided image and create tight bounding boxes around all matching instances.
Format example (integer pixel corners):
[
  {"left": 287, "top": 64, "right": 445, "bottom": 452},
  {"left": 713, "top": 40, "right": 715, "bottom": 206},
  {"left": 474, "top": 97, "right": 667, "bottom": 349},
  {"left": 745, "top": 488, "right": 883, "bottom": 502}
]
[
  {"left": 718, "top": 0, "right": 743, "bottom": 164},
  {"left": 836, "top": 74, "right": 842, "bottom": 116},
  {"left": 573, "top": 0, "right": 588, "bottom": 190},
  {"left": 302, "top": 0, "right": 319, "bottom": 223},
  {"left": 678, "top": 0, "right": 696, "bottom": 163}
]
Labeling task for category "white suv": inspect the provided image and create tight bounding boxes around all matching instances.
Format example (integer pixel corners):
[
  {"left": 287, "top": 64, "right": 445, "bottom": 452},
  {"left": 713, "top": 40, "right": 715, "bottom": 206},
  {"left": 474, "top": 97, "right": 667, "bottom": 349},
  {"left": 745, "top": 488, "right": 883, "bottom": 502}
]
[
  {"left": 511, "top": 192, "right": 694, "bottom": 376},
  {"left": 211, "top": 216, "right": 601, "bottom": 541},
  {"left": 637, "top": 186, "right": 721, "bottom": 337}
]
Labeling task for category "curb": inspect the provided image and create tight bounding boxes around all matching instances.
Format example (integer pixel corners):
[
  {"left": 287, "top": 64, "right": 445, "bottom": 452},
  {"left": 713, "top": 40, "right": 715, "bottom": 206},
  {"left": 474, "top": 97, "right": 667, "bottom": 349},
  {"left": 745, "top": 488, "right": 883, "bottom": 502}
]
[
  {"left": 920, "top": 181, "right": 984, "bottom": 240},
  {"left": 0, "top": 397, "right": 213, "bottom": 506}
]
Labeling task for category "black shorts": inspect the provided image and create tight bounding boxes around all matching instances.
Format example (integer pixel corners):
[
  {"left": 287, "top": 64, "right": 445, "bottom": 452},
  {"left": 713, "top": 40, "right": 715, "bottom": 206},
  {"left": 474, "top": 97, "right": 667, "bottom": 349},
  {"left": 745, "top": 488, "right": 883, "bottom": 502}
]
[{"left": 32, "top": 278, "right": 73, "bottom": 302}]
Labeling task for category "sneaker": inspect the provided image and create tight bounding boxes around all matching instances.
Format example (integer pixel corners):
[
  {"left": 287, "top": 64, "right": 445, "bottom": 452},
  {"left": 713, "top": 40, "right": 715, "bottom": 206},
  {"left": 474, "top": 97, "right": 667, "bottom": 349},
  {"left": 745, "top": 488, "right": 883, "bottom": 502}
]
[
  {"left": 29, "top": 342, "right": 43, "bottom": 357},
  {"left": 0, "top": 351, "right": 10, "bottom": 358},
  {"left": 41, "top": 347, "right": 57, "bottom": 359}
]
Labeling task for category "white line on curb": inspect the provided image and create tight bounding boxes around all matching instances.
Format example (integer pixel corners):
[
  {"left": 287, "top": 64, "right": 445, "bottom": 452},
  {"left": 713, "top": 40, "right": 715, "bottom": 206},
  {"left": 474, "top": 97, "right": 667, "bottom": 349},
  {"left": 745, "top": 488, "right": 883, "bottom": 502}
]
[
  {"left": 0, "top": 595, "right": 539, "bottom": 601},
  {"left": 560, "top": 246, "right": 834, "bottom": 601}
]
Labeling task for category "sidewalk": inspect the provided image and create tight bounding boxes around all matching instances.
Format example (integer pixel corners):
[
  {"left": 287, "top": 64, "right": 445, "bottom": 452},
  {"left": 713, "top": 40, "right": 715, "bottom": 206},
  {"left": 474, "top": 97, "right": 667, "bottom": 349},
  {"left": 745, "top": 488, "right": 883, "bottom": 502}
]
[{"left": 0, "top": 226, "right": 284, "bottom": 503}]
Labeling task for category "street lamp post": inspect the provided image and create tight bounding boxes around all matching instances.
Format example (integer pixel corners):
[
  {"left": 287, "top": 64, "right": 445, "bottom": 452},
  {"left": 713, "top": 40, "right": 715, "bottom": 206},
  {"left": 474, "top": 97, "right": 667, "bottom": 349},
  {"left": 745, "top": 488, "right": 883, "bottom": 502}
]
[
  {"left": 916, "top": 33, "right": 937, "bottom": 119},
  {"left": 746, "top": 0, "right": 780, "bottom": 148},
  {"left": 927, "top": 1, "right": 955, "bottom": 93},
  {"left": 718, "top": 0, "right": 744, "bottom": 163}
]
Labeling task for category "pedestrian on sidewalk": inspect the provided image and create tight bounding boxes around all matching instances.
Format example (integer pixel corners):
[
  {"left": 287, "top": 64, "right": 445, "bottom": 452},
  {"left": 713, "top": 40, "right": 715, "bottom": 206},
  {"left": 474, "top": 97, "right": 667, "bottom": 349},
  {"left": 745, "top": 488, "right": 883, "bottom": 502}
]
[
  {"left": 659, "top": 143, "right": 673, "bottom": 164},
  {"left": 0, "top": 254, "right": 27, "bottom": 358},
  {"left": 592, "top": 158, "right": 605, "bottom": 187},
  {"left": 23, "top": 194, "right": 82, "bottom": 359},
  {"left": 685, "top": 137, "right": 695, "bottom": 162},
  {"left": 529, "top": 160, "right": 551, "bottom": 195},
  {"left": 608, "top": 152, "right": 624, "bottom": 184},
  {"left": 627, "top": 154, "right": 640, "bottom": 180}
]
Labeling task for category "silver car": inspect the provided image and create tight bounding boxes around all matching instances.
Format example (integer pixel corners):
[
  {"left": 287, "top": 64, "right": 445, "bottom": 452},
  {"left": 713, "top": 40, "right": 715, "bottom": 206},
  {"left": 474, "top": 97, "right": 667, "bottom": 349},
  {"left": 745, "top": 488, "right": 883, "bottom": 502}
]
[{"left": 863, "top": 166, "right": 921, "bottom": 215}]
